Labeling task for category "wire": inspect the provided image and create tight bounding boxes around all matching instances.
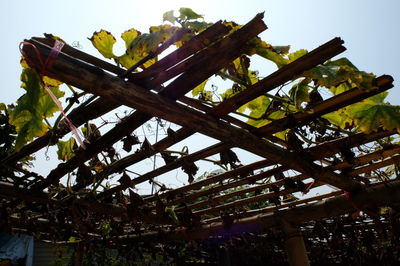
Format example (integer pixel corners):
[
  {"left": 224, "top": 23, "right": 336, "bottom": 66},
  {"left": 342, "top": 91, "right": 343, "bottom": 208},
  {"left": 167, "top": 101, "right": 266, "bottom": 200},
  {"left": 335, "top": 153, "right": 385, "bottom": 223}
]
[{"left": 151, "top": 120, "right": 160, "bottom": 195}]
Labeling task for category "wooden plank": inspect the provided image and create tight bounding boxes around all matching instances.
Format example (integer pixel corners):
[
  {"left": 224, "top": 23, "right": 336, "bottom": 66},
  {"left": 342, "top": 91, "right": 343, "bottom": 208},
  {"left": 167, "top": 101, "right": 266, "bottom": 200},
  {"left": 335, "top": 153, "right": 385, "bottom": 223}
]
[
  {"left": 22, "top": 38, "right": 360, "bottom": 192},
  {"left": 87, "top": 37, "right": 351, "bottom": 193},
  {"left": 24, "top": 14, "right": 267, "bottom": 190},
  {"left": 2, "top": 21, "right": 232, "bottom": 167},
  {"left": 210, "top": 37, "right": 346, "bottom": 116},
  {"left": 254, "top": 75, "right": 394, "bottom": 137},
  {"left": 121, "top": 179, "right": 400, "bottom": 241}
]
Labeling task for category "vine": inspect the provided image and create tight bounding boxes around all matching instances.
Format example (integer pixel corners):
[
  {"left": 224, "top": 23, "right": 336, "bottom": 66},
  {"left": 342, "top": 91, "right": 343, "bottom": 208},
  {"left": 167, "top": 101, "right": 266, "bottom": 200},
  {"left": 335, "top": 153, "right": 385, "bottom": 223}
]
[{"left": 1, "top": 7, "right": 400, "bottom": 265}]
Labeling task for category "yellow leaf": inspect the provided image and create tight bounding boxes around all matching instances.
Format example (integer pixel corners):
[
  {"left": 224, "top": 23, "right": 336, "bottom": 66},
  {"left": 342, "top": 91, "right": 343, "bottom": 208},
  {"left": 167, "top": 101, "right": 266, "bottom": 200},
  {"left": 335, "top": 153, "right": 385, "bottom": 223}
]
[
  {"left": 89, "top": 30, "right": 116, "bottom": 59},
  {"left": 42, "top": 76, "right": 63, "bottom": 87},
  {"left": 121, "top": 28, "right": 141, "bottom": 49}
]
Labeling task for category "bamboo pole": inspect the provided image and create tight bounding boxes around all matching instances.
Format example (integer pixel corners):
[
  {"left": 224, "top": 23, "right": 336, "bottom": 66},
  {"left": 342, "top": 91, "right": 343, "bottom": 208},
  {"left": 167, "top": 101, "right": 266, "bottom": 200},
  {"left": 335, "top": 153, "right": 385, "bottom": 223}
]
[
  {"left": 1, "top": 21, "right": 232, "bottom": 166},
  {"left": 281, "top": 220, "right": 310, "bottom": 266},
  {"left": 22, "top": 37, "right": 362, "bottom": 192},
  {"left": 145, "top": 129, "right": 395, "bottom": 204},
  {"left": 93, "top": 36, "right": 348, "bottom": 190},
  {"left": 119, "top": 179, "right": 400, "bottom": 242},
  {"left": 190, "top": 152, "right": 400, "bottom": 216},
  {"left": 26, "top": 13, "right": 268, "bottom": 191}
]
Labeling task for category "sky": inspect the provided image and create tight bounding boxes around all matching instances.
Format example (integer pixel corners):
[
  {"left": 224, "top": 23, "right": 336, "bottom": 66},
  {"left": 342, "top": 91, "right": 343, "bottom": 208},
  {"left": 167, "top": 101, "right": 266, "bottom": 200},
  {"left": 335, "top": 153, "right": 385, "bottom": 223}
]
[
  {"left": 1, "top": 0, "right": 399, "bottom": 104},
  {"left": 0, "top": 0, "right": 399, "bottom": 193}
]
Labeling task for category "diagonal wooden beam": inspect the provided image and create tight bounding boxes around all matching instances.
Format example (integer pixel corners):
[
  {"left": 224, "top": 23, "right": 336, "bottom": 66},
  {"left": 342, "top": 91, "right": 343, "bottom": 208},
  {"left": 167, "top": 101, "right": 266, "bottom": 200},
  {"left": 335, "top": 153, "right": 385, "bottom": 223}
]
[
  {"left": 254, "top": 75, "right": 394, "bottom": 137},
  {"left": 88, "top": 37, "right": 349, "bottom": 193},
  {"left": 120, "top": 179, "right": 400, "bottom": 241},
  {"left": 23, "top": 13, "right": 267, "bottom": 190},
  {"left": 22, "top": 38, "right": 361, "bottom": 192},
  {"left": 1, "top": 20, "right": 232, "bottom": 166},
  {"left": 147, "top": 130, "right": 396, "bottom": 204}
]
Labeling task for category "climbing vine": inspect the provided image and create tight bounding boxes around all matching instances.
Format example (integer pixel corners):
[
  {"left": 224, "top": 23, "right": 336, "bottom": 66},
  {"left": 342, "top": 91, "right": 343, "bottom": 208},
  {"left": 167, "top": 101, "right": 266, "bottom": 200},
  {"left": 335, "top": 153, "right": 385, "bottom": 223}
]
[{"left": 1, "top": 7, "right": 400, "bottom": 265}]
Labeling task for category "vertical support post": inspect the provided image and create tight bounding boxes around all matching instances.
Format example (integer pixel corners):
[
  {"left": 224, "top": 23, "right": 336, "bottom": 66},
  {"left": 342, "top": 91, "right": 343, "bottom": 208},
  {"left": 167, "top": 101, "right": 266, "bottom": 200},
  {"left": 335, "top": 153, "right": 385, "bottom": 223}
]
[
  {"left": 281, "top": 220, "right": 310, "bottom": 266},
  {"left": 74, "top": 242, "right": 85, "bottom": 266}
]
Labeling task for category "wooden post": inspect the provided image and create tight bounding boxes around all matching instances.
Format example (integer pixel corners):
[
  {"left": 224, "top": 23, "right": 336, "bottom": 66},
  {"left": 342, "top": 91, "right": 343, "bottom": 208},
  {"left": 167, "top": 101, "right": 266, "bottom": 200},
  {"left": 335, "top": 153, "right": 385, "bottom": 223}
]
[{"left": 281, "top": 220, "right": 310, "bottom": 266}]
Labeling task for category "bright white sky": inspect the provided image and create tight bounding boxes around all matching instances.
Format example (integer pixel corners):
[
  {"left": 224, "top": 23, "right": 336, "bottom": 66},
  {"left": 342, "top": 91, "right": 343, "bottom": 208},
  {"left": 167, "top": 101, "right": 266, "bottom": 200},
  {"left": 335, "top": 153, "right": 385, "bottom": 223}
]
[
  {"left": 1, "top": 0, "right": 399, "bottom": 103},
  {"left": 0, "top": 0, "right": 399, "bottom": 194}
]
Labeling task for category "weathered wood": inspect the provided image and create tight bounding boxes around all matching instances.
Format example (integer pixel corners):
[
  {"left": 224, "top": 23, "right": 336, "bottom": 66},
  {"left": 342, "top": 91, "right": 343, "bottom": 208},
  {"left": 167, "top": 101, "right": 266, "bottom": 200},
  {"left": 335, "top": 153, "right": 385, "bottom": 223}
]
[
  {"left": 26, "top": 13, "right": 267, "bottom": 191},
  {"left": 94, "top": 73, "right": 392, "bottom": 196},
  {"left": 144, "top": 160, "right": 273, "bottom": 201},
  {"left": 2, "top": 20, "right": 232, "bottom": 169},
  {"left": 140, "top": 13, "right": 267, "bottom": 90},
  {"left": 254, "top": 75, "right": 394, "bottom": 137},
  {"left": 122, "top": 179, "right": 400, "bottom": 241},
  {"left": 75, "top": 36, "right": 351, "bottom": 194},
  {"left": 0, "top": 182, "right": 125, "bottom": 217},
  {"left": 21, "top": 42, "right": 360, "bottom": 191},
  {"left": 150, "top": 130, "right": 397, "bottom": 208},
  {"left": 181, "top": 145, "right": 400, "bottom": 216},
  {"left": 203, "top": 191, "right": 343, "bottom": 224},
  {"left": 130, "top": 21, "right": 232, "bottom": 80},
  {"left": 95, "top": 142, "right": 232, "bottom": 199},
  {"left": 210, "top": 37, "right": 346, "bottom": 116}
]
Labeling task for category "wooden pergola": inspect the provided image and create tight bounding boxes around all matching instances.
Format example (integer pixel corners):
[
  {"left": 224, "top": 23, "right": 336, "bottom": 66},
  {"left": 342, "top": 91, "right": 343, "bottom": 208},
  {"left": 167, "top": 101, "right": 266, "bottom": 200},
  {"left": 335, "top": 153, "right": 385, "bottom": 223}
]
[{"left": 1, "top": 13, "right": 400, "bottom": 265}]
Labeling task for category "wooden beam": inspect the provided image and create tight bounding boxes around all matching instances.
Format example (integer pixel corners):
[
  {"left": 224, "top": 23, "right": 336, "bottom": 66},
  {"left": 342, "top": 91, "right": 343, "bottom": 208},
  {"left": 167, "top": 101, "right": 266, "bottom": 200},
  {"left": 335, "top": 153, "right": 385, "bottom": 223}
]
[
  {"left": 121, "top": 179, "right": 400, "bottom": 241},
  {"left": 189, "top": 150, "right": 400, "bottom": 216},
  {"left": 2, "top": 20, "right": 232, "bottom": 167},
  {"left": 149, "top": 130, "right": 396, "bottom": 207},
  {"left": 26, "top": 13, "right": 267, "bottom": 191},
  {"left": 254, "top": 75, "right": 394, "bottom": 137},
  {"left": 97, "top": 36, "right": 348, "bottom": 181},
  {"left": 21, "top": 38, "right": 360, "bottom": 192},
  {"left": 210, "top": 37, "right": 346, "bottom": 116}
]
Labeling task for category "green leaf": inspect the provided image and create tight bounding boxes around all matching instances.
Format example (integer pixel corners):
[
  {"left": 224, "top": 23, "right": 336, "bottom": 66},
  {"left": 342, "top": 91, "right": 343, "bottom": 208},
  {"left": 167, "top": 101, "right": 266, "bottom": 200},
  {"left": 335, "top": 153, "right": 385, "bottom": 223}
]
[
  {"left": 165, "top": 205, "right": 179, "bottom": 224},
  {"left": 57, "top": 137, "right": 76, "bottom": 161},
  {"left": 246, "top": 96, "right": 270, "bottom": 127},
  {"left": 19, "top": 68, "right": 41, "bottom": 112},
  {"left": 345, "top": 93, "right": 399, "bottom": 133},
  {"left": 329, "top": 81, "right": 352, "bottom": 95},
  {"left": 121, "top": 28, "right": 141, "bottom": 49},
  {"left": 303, "top": 57, "right": 376, "bottom": 90},
  {"left": 289, "top": 78, "right": 310, "bottom": 108},
  {"left": 250, "top": 38, "right": 289, "bottom": 68},
  {"left": 288, "top": 49, "right": 308, "bottom": 61},
  {"left": 192, "top": 80, "right": 208, "bottom": 97},
  {"left": 89, "top": 30, "right": 116, "bottom": 59},
  {"left": 272, "top": 45, "right": 291, "bottom": 55},
  {"left": 9, "top": 68, "right": 65, "bottom": 151},
  {"left": 12, "top": 111, "right": 47, "bottom": 151},
  {"left": 274, "top": 128, "right": 289, "bottom": 141},
  {"left": 163, "top": 10, "right": 176, "bottom": 24},
  {"left": 247, "top": 95, "right": 269, "bottom": 112},
  {"left": 366, "top": 91, "right": 388, "bottom": 104},
  {"left": 182, "top": 21, "right": 210, "bottom": 31},
  {"left": 128, "top": 25, "right": 178, "bottom": 57},
  {"left": 323, "top": 110, "right": 353, "bottom": 129},
  {"left": 199, "top": 90, "right": 213, "bottom": 102},
  {"left": 179, "top": 8, "right": 203, "bottom": 20},
  {"left": 37, "top": 86, "right": 65, "bottom": 118},
  {"left": 323, "top": 92, "right": 394, "bottom": 132}
]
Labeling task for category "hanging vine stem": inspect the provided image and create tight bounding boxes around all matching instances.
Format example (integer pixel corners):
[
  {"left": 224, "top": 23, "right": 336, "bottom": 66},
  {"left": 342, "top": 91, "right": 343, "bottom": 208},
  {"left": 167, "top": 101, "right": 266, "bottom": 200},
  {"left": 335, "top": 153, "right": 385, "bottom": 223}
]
[
  {"left": 216, "top": 70, "right": 292, "bottom": 104},
  {"left": 53, "top": 91, "right": 86, "bottom": 129},
  {"left": 294, "top": 129, "right": 321, "bottom": 145},
  {"left": 151, "top": 119, "right": 160, "bottom": 195},
  {"left": 162, "top": 150, "right": 228, "bottom": 171}
]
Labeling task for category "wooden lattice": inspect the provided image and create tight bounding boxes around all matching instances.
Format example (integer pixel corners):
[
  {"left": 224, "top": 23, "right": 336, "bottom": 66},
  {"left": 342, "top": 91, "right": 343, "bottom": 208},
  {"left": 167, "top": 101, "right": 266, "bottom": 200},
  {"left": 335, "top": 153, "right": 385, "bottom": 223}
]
[{"left": 1, "top": 13, "right": 399, "bottom": 251}]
